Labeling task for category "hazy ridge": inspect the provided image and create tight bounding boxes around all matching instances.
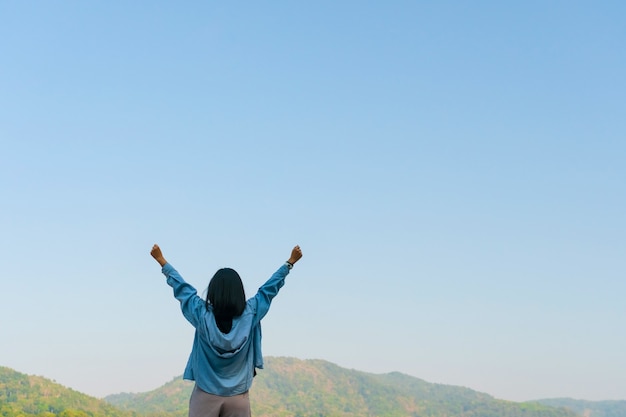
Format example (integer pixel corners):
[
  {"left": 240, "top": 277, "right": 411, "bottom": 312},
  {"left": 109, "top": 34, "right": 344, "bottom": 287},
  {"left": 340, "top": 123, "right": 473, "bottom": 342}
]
[{"left": 3, "top": 358, "right": 625, "bottom": 417}]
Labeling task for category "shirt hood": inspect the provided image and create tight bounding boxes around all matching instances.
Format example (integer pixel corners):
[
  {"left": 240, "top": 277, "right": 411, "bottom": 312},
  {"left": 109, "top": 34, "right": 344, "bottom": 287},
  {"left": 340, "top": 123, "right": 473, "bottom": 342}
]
[{"left": 204, "top": 311, "right": 254, "bottom": 358}]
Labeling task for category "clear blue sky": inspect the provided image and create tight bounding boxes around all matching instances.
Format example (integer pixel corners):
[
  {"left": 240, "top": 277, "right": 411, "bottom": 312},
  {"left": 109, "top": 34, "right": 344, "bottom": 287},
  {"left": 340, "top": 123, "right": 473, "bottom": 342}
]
[{"left": 1, "top": 0, "right": 624, "bottom": 403}]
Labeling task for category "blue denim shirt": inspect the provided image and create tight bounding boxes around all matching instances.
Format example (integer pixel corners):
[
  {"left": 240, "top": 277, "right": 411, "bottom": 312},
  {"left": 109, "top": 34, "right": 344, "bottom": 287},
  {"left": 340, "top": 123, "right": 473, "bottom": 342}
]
[{"left": 162, "top": 262, "right": 290, "bottom": 396}]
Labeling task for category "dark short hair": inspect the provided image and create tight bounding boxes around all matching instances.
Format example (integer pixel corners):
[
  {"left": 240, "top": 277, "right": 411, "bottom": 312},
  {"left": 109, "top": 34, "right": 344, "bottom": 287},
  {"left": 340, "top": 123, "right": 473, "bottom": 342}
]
[{"left": 206, "top": 268, "right": 246, "bottom": 333}]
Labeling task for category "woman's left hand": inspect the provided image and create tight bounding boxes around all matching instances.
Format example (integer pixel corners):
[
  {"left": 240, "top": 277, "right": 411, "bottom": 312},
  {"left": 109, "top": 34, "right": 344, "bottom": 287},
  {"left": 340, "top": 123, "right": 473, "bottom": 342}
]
[{"left": 151, "top": 244, "right": 168, "bottom": 266}]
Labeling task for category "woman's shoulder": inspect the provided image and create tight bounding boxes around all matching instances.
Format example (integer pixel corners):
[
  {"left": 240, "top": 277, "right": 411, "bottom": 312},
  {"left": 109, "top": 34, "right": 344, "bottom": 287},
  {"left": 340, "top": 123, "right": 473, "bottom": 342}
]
[{"left": 245, "top": 297, "right": 258, "bottom": 313}]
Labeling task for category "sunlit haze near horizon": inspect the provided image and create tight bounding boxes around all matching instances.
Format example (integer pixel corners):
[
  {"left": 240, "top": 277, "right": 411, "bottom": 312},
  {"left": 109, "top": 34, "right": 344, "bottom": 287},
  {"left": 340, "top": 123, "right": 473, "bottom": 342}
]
[{"left": 1, "top": 1, "right": 625, "bottom": 403}]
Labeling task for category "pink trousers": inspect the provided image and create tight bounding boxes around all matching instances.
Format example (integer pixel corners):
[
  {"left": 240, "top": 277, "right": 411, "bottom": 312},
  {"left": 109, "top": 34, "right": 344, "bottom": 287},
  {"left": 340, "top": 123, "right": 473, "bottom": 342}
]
[{"left": 188, "top": 384, "right": 251, "bottom": 417}]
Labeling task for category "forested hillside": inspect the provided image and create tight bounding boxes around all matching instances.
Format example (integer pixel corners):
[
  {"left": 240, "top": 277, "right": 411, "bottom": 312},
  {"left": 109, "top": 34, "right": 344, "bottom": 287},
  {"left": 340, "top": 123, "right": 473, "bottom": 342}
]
[
  {"left": 4, "top": 359, "right": 623, "bottom": 417},
  {"left": 105, "top": 357, "right": 580, "bottom": 417},
  {"left": 0, "top": 366, "right": 132, "bottom": 417},
  {"left": 536, "top": 398, "right": 626, "bottom": 417}
]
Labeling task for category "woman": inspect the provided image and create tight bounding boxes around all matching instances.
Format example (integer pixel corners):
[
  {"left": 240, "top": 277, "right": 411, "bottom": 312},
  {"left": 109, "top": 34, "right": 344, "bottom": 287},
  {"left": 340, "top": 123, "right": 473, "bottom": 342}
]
[{"left": 150, "top": 244, "right": 303, "bottom": 417}]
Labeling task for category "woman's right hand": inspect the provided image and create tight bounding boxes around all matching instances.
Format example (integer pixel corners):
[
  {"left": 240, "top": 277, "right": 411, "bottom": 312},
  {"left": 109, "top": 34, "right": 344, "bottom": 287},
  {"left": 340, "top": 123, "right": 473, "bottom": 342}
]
[{"left": 287, "top": 245, "right": 303, "bottom": 265}]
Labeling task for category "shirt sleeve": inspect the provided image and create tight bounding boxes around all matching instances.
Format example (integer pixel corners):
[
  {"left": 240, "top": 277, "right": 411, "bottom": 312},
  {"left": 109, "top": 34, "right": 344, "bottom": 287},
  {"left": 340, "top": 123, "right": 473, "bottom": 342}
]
[
  {"left": 253, "top": 263, "right": 290, "bottom": 323},
  {"left": 162, "top": 263, "right": 206, "bottom": 328}
]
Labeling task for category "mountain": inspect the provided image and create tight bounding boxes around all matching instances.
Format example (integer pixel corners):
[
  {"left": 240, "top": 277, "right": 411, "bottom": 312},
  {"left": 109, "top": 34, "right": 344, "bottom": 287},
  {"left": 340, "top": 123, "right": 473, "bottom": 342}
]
[
  {"left": 4, "top": 359, "right": 623, "bottom": 417},
  {"left": 105, "top": 376, "right": 192, "bottom": 417},
  {"left": 105, "top": 356, "right": 579, "bottom": 417},
  {"left": 0, "top": 366, "right": 133, "bottom": 417},
  {"left": 536, "top": 398, "right": 626, "bottom": 417}
]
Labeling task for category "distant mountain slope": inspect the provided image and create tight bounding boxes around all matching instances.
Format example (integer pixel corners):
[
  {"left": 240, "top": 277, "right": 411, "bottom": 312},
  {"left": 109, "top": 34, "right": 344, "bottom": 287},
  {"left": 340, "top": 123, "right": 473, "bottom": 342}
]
[
  {"left": 105, "top": 375, "right": 193, "bottom": 417},
  {"left": 4, "top": 360, "right": 619, "bottom": 417},
  {"left": 0, "top": 366, "right": 132, "bottom": 417},
  {"left": 105, "top": 357, "right": 579, "bottom": 417},
  {"left": 536, "top": 398, "right": 626, "bottom": 417}
]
